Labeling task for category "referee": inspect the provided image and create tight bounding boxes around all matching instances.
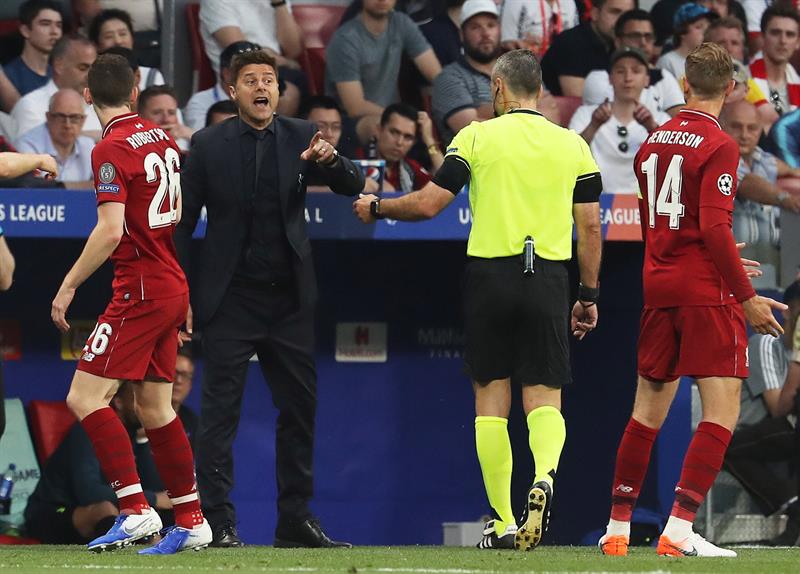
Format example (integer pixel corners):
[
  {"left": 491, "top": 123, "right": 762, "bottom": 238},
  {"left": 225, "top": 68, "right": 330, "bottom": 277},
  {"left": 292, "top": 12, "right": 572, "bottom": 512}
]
[{"left": 354, "top": 49, "right": 603, "bottom": 551}]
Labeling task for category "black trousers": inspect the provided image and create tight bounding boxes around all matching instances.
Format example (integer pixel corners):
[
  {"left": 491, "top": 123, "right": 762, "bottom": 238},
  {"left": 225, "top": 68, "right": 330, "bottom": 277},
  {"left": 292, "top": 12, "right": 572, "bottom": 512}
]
[
  {"left": 196, "top": 282, "right": 316, "bottom": 530},
  {"left": 723, "top": 415, "right": 796, "bottom": 515}
]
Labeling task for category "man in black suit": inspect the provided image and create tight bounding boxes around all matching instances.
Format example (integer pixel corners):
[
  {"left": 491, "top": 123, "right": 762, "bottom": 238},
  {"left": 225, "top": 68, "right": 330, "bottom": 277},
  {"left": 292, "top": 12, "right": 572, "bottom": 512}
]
[{"left": 175, "top": 49, "right": 363, "bottom": 549}]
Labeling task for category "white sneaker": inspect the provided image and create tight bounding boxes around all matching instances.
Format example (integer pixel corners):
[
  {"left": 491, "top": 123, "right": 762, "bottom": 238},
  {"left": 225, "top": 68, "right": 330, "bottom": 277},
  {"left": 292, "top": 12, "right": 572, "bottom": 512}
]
[
  {"left": 87, "top": 508, "right": 163, "bottom": 552},
  {"left": 139, "top": 519, "right": 213, "bottom": 554},
  {"left": 657, "top": 531, "right": 737, "bottom": 557}
]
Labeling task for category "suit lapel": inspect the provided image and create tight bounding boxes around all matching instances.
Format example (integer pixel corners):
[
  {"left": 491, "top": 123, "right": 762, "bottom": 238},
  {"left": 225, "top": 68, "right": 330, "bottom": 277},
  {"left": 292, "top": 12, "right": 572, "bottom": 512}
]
[{"left": 223, "top": 119, "right": 246, "bottom": 211}]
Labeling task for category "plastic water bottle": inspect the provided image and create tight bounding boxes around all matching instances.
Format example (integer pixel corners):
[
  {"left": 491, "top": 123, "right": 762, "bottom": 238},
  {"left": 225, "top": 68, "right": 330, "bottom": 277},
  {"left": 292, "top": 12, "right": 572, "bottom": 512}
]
[
  {"left": 0, "top": 464, "right": 15, "bottom": 515},
  {"left": 367, "top": 136, "right": 378, "bottom": 159}
]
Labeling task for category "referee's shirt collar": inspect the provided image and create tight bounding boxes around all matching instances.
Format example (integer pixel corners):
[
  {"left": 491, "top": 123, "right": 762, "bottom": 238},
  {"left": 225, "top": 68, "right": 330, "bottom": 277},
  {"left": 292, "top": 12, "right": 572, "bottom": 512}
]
[{"left": 507, "top": 108, "right": 544, "bottom": 117}]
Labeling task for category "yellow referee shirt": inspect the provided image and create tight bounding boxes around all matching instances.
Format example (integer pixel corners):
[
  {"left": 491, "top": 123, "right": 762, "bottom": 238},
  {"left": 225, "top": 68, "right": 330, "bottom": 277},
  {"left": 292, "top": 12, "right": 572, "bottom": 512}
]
[{"left": 445, "top": 109, "right": 601, "bottom": 260}]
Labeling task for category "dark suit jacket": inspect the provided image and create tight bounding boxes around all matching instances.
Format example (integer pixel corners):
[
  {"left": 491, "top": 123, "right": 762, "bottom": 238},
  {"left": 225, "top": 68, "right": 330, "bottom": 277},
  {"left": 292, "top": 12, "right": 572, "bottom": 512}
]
[{"left": 175, "top": 115, "right": 364, "bottom": 327}]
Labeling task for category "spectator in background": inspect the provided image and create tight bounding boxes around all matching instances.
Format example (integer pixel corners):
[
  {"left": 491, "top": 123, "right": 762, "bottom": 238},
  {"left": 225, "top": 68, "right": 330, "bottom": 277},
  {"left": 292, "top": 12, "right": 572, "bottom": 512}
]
[
  {"left": 500, "top": 0, "right": 580, "bottom": 58},
  {"left": 723, "top": 280, "right": 800, "bottom": 545},
  {"left": 173, "top": 346, "right": 198, "bottom": 447},
  {"left": 582, "top": 10, "right": 684, "bottom": 116},
  {"left": 541, "top": 0, "right": 634, "bottom": 96},
  {"left": 16, "top": 88, "right": 94, "bottom": 189},
  {"left": 12, "top": 34, "right": 100, "bottom": 141},
  {"left": 721, "top": 100, "right": 800, "bottom": 277},
  {"left": 184, "top": 41, "right": 259, "bottom": 131},
  {"left": 419, "top": 0, "right": 464, "bottom": 68},
  {"left": 205, "top": 99, "right": 238, "bottom": 128},
  {"left": 651, "top": 0, "right": 747, "bottom": 47},
  {"left": 303, "top": 96, "right": 343, "bottom": 149},
  {"left": 0, "top": 68, "right": 21, "bottom": 113},
  {"left": 22, "top": 380, "right": 194, "bottom": 544},
  {"left": 432, "top": 0, "right": 500, "bottom": 144},
  {"left": 87, "top": 8, "right": 164, "bottom": 91},
  {"left": 570, "top": 47, "right": 670, "bottom": 194},
  {"left": 137, "top": 85, "right": 193, "bottom": 151},
  {"left": 326, "top": 0, "right": 442, "bottom": 145},
  {"left": 361, "top": 103, "right": 442, "bottom": 193},
  {"left": 5, "top": 0, "right": 63, "bottom": 97},
  {"left": 200, "top": 0, "right": 305, "bottom": 117},
  {"left": 742, "top": 0, "right": 771, "bottom": 55},
  {"left": 706, "top": 17, "right": 782, "bottom": 130},
  {"left": 657, "top": 4, "right": 718, "bottom": 81},
  {"left": 750, "top": 3, "right": 800, "bottom": 118},
  {"left": 73, "top": 0, "right": 163, "bottom": 68},
  {"left": 771, "top": 106, "right": 800, "bottom": 166}
]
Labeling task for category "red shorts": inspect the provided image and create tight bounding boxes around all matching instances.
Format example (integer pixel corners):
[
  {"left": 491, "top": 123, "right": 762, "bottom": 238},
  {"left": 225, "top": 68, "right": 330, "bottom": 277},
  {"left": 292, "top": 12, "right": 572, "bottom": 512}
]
[
  {"left": 77, "top": 292, "right": 188, "bottom": 382},
  {"left": 637, "top": 304, "right": 748, "bottom": 382}
]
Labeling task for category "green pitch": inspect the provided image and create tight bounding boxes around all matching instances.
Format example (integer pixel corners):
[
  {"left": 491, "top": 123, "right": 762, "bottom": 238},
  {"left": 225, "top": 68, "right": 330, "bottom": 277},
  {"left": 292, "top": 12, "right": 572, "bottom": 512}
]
[{"left": 1, "top": 545, "right": 800, "bottom": 574}]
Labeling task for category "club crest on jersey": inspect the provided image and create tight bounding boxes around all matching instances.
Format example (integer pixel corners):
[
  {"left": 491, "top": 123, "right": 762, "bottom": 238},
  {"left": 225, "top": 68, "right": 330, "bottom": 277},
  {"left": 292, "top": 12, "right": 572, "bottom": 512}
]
[
  {"left": 717, "top": 173, "right": 733, "bottom": 195},
  {"left": 98, "top": 163, "right": 116, "bottom": 183}
]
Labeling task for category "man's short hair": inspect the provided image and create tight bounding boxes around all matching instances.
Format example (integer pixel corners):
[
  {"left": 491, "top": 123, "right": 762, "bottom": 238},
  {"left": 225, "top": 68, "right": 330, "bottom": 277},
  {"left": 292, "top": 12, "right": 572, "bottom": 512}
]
[
  {"left": 380, "top": 102, "right": 418, "bottom": 127},
  {"left": 706, "top": 15, "right": 745, "bottom": 38},
  {"left": 760, "top": 1, "right": 800, "bottom": 34},
  {"left": 88, "top": 53, "right": 135, "bottom": 108},
  {"left": 138, "top": 85, "right": 178, "bottom": 112},
  {"left": 100, "top": 46, "right": 138, "bottom": 72},
  {"left": 229, "top": 49, "right": 278, "bottom": 84},
  {"left": 19, "top": 0, "right": 62, "bottom": 28},
  {"left": 50, "top": 33, "right": 93, "bottom": 65},
  {"left": 205, "top": 99, "right": 238, "bottom": 127},
  {"left": 784, "top": 280, "right": 800, "bottom": 306},
  {"left": 88, "top": 8, "right": 134, "bottom": 45},
  {"left": 492, "top": 49, "right": 542, "bottom": 97},
  {"left": 300, "top": 95, "right": 342, "bottom": 120},
  {"left": 614, "top": 9, "right": 653, "bottom": 38},
  {"left": 685, "top": 42, "right": 733, "bottom": 99}
]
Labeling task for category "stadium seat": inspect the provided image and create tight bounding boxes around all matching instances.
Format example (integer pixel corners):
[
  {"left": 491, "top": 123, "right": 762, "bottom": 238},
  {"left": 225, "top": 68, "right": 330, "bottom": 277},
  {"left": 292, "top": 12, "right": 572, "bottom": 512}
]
[
  {"left": 185, "top": 3, "right": 215, "bottom": 92},
  {"left": 0, "top": 19, "right": 18, "bottom": 36},
  {"left": 291, "top": 5, "right": 346, "bottom": 49},
  {"left": 554, "top": 96, "right": 582, "bottom": 128},
  {"left": 302, "top": 47, "right": 326, "bottom": 96},
  {"left": 27, "top": 400, "right": 76, "bottom": 465}
]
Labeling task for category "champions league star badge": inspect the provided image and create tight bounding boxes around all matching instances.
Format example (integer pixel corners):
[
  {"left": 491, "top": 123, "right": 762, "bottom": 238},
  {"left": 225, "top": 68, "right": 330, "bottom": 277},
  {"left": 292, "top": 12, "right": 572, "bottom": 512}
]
[
  {"left": 717, "top": 173, "right": 733, "bottom": 196},
  {"left": 99, "top": 163, "right": 116, "bottom": 183}
]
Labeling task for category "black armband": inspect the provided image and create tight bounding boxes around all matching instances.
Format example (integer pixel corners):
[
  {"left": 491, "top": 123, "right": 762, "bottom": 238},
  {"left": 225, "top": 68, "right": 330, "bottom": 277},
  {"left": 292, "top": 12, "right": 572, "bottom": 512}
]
[
  {"left": 578, "top": 283, "right": 599, "bottom": 303},
  {"left": 573, "top": 172, "right": 602, "bottom": 203},
  {"left": 432, "top": 156, "right": 470, "bottom": 195}
]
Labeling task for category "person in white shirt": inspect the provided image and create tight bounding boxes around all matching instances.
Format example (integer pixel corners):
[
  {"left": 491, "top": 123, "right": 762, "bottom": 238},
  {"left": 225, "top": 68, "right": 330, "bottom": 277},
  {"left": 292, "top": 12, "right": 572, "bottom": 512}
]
[
  {"left": 500, "top": 0, "right": 580, "bottom": 57},
  {"left": 200, "top": 0, "right": 305, "bottom": 117},
  {"left": 583, "top": 9, "right": 684, "bottom": 116},
  {"left": 184, "top": 41, "right": 258, "bottom": 131},
  {"left": 657, "top": 3, "right": 718, "bottom": 81},
  {"left": 11, "top": 34, "right": 100, "bottom": 141},
  {"left": 87, "top": 8, "right": 164, "bottom": 92},
  {"left": 15, "top": 88, "right": 94, "bottom": 188},
  {"left": 570, "top": 47, "right": 671, "bottom": 194}
]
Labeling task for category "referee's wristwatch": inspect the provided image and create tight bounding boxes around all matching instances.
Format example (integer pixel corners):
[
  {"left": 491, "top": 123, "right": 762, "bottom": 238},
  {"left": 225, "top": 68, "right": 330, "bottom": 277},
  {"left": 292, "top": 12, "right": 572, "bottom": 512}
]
[
  {"left": 578, "top": 282, "right": 599, "bottom": 306},
  {"left": 370, "top": 198, "right": 386, "bottom": 220}
]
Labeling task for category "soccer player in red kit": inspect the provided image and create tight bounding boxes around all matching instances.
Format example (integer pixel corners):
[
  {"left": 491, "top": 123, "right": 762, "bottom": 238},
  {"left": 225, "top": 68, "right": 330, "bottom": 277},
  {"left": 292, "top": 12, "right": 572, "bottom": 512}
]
[
  {"left": 50, "top": 53, "right": 212, "bottom": 554},
  {"left": 598, "top": 43, "right": 788, "bottom": 558}
]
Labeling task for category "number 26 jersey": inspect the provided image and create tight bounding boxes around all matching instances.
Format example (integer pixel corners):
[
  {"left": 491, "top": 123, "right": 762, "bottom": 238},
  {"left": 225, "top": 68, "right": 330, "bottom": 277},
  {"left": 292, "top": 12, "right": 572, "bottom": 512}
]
[
  {"left": 92, "top": 112, "right": 188, "bottom": 301},
  {"left": 634, "top": 109, "right": 741, "bottom": 308}
]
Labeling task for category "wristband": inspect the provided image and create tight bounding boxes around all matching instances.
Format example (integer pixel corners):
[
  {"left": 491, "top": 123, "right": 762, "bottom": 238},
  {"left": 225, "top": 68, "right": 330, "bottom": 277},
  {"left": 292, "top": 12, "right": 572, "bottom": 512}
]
[
  {"left": 427, "top": 143, "right": 441, "bottom": 155},
  {"left": 370, "top": 198, "right": 385, "bottom": 220},
  {"left": 578, "top": 282, "right": 599, "bottom": 303}
]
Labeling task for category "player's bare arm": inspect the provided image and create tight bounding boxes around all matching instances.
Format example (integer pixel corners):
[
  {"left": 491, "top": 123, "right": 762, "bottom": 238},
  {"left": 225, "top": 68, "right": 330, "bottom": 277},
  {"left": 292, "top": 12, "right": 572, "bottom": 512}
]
[{"left": 51, "top": 202, "right": 125, "bottom": 332}]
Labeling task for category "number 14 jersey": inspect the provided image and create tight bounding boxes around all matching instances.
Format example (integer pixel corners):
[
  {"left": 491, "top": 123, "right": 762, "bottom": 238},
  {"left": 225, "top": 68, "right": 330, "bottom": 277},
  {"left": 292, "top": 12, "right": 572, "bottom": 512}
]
[
  {"left": 634, "top": 109, "right": 741, "bottom": 308},
  {"left": 92, "top": 113, "right": 187, "bottom": 301}
]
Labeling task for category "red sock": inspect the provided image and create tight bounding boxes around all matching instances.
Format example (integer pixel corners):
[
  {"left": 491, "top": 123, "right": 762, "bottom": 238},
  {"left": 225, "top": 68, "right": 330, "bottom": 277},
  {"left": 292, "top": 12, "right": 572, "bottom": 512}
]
[
  {"left": 81, "top": 407, "right": 149, "bottom": 512},
  {"left": 610, "top": 418, "right": 659, "bottom": 522},
  {"left": 146, "top": 416, "right": 203, "bottom": 529},
  {"left": 671, "top": 421, "right": 731, "bottom": 522}
]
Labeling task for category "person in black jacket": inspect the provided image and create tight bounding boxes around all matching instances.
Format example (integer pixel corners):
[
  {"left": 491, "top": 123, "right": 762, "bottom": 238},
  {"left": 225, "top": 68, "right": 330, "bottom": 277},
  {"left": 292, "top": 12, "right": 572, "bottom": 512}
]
[{"left": 175, "top": 49, "right": 363, "bottom": 549}]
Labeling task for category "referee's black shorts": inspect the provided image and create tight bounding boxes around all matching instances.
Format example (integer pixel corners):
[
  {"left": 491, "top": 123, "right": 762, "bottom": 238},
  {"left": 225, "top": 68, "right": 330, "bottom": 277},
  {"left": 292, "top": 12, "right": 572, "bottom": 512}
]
[{"left": 462, "top": 255, "right": 571, "bottom": 388}]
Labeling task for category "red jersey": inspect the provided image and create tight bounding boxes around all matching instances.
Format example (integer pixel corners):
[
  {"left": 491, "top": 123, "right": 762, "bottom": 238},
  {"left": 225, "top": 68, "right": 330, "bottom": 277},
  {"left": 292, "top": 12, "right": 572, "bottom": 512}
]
[
  {"left": 92, "top": 113, "right": 187, "bottom": 300},
  {"left": 634, "top": 109, "right": 742, "bottom": 308}
]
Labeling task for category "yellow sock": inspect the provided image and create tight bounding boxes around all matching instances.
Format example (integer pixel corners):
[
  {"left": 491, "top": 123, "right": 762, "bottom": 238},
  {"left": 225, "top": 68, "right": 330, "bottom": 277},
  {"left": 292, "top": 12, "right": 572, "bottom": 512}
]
[
  {"left": 526, "top": 406, "right": 566, "bottom": 488},
  {"left": 475, "top": 416, "right": 515, "bottom": 530}
]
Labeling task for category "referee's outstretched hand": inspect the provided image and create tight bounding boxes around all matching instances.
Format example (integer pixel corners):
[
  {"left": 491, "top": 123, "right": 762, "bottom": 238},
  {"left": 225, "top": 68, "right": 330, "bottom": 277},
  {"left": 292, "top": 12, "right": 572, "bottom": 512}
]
[{"left": 571, "top": 300, "right": 598, "bottom": 340}]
